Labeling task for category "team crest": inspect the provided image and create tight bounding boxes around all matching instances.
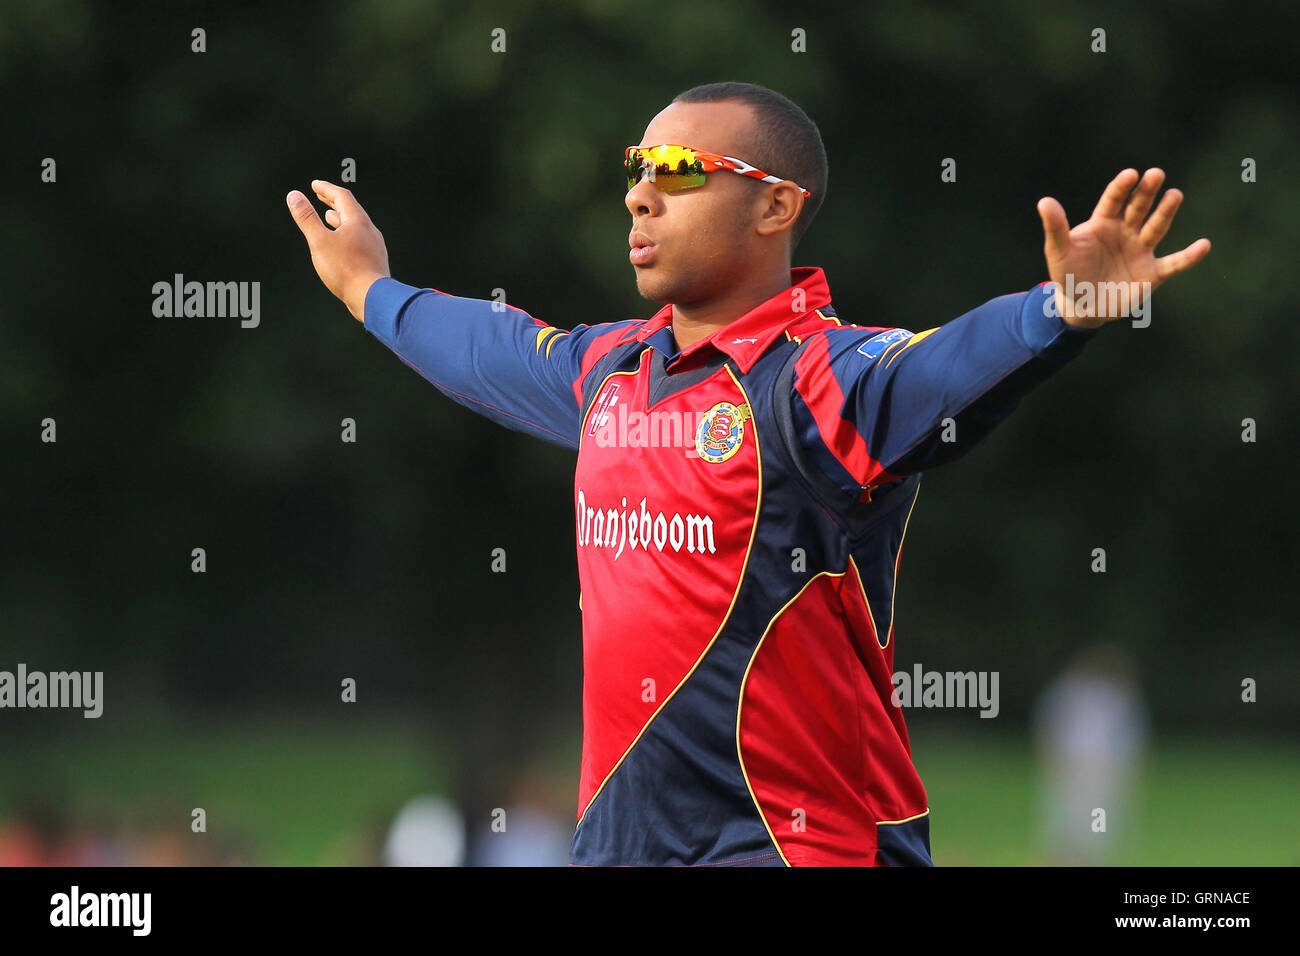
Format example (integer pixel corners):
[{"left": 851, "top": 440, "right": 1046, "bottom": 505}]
[{"left": 695, "top": 402, "right": 751, "bottom": 464}]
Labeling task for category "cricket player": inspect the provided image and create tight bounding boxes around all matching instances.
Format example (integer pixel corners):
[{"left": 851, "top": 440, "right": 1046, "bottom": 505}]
[{"left": 287, "top": 82, "right": 1209, "bottom": 866}]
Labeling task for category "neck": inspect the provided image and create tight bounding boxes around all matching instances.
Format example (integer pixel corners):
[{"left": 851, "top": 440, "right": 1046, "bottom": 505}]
[{"left": 671, "top": 264, "right": 794, "bottom": 351}]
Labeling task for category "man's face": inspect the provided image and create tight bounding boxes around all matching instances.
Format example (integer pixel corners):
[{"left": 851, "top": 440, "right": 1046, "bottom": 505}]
[{"left": 625, "top": 100, "right": 769, "bottom": 306}]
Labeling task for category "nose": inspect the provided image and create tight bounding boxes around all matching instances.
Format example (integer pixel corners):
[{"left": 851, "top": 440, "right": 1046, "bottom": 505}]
[{"left": 625, "top": 172, "right": 662, "bottom": 218}]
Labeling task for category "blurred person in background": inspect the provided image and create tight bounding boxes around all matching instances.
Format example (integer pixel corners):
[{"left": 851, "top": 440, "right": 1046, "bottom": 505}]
[
  {"left": 467, "top": 762, "right": 573, "bottom": 867},
  {"left": 1033, "top": 643, "right": 1149, "bottom": 865},
  {"left": 383, "top": 794, "right": 466, "bottom": 866}
]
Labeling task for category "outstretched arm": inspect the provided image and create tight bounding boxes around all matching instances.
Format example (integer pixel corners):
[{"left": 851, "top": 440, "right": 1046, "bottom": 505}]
[
  {"left": 794, "top": 170, "right": 1211, "bottom": 498},
  {"left": 286, "top": 180, "right": 632, "bottom": 450}
]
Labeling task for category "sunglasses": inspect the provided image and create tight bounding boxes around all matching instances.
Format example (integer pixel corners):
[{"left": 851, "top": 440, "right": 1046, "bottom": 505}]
[{"left": 625, "top": 143, "right": 812, "bottom": 197}]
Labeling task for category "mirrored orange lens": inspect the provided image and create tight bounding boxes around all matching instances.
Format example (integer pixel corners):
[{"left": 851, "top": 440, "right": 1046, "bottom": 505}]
[{"left": 625, "top": 146, "right": 707, "bottom": 192}]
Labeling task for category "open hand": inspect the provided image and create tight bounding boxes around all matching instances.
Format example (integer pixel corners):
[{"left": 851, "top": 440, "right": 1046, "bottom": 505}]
[{"left": 1037, "top": 169, "right": 1211, "bottom": 328}]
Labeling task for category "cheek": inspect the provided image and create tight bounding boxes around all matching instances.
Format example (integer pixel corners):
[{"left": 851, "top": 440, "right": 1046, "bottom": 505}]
[
  {"left": 703, "top": 189, "right": 755, "bottom": 246},
  {"left": 695, "top": 201, "right": 753, "bottom": 268},
  {"left": 669, "top": 195, "right": 742, "bottom": 252}
]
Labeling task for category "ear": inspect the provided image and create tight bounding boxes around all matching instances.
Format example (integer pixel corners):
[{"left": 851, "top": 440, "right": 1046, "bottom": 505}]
[{"left": 754, "top": 181, "right": 805, "bottom": 239}]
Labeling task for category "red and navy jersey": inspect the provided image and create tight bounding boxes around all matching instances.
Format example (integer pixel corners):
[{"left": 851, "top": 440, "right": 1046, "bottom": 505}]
[{"left": 363, "top": 266, "right": 1099, "bottom": 866}]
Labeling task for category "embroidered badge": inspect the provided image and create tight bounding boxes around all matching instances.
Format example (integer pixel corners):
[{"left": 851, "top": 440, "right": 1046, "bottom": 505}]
[{"left": 695, "top": 402, "right": 751, "bottom": 464}]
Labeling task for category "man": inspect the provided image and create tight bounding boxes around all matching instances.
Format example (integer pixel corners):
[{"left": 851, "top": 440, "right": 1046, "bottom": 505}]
[{"left": 286, "top": 82, "right": 1209, "bottom": 866}]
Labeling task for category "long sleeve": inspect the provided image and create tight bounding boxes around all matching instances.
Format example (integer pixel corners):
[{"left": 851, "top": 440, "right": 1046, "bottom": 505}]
[
  {"left": 363, "top": 278, "right": 637, "bottom": 450},
  {"left": 791, "top": 282, "right": 1101, "bottom": 496}
]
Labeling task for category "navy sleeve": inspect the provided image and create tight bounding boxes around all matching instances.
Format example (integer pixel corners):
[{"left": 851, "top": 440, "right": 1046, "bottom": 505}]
[
  {"left": 792, "top": 283, "right": 1101, "bottom": 497},
  {"left": 363, "top": 277, "right": 637, "bottom": 450}
]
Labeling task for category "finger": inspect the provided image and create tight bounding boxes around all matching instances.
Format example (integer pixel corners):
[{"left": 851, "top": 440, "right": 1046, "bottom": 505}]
[
  {"left": 325, "top": 208, "right": 341, "bottom": 229},
  {"left": 311, "top": 179, "right": 365, "bottom": 225},
  {"left": 286, "top": 190, "right": 328, "bottom": 245},
  {"left": 1037, "top": 197, "right": 1071, "bottom": 261},
  {"left": 1154, "top": 237, "right": 1211, "bottom": 281},
  {"left": 1139, "top": 187, "right": 1184, "bottom": 247},
  {"left": 1123, "top": 167, "right": 1165, "bottom": 228},
  {"left": 1091, "top": 168, "right": 1140, "bottom": 220}
]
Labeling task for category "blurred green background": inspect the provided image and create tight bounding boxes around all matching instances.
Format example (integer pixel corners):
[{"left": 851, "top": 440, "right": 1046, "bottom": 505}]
[{"left": 2, "top": 0, "right": 1296, "bottom": 865}]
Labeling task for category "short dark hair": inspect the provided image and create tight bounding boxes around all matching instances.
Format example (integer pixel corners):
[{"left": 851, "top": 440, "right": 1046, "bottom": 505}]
[{"left": 672, "top": 81, "right": 827, "bottom": 249}]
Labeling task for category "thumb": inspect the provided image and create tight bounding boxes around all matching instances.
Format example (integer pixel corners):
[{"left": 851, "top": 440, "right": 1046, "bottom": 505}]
[
  {"left": 1037, "top": 196, "right": 1071, "bottom": 262},
  {"left": 286, "top": 190, "right": 327, "bottom": 246}
]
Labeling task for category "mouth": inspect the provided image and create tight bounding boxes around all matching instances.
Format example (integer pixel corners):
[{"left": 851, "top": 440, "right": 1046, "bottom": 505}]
[{"left": 629, "top": 232, "right": 657, "bottom": 266}]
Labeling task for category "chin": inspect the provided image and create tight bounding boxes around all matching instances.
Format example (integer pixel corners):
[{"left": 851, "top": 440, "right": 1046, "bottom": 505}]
[{"left": 634, "top": 270, "right": 675, "bottom": 304}]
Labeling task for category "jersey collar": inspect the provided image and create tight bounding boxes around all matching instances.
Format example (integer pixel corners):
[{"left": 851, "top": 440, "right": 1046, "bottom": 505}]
[{"left": 633, "top": 266, "right": 834, "bottom": 374}]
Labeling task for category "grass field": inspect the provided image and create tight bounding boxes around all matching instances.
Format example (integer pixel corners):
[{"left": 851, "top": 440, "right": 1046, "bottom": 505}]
[
  {"left": 2, "top": 721, "right": 1295, "bottom": 865},
  {"left": 914, "top": 732, "right": 1299, "bottom": 866}
]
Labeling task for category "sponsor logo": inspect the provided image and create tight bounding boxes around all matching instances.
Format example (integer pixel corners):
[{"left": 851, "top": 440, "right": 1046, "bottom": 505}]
[
  {"left": 576, "top": 490, "right": 716, "bottom": 560},
  {"left": 587, "top": 382, "right": 621, "bottom": 437},
  {"left": 856, "top": 327, "right": 911, "bottom": 358}
]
